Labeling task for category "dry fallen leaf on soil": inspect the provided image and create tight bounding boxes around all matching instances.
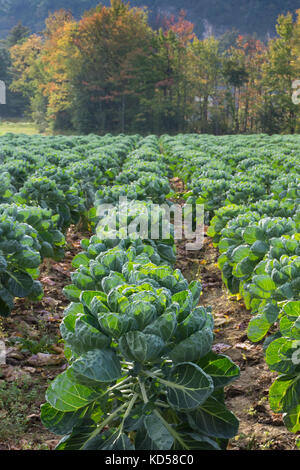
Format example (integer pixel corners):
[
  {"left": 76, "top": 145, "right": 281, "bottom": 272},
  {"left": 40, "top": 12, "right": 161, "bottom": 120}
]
[
  {"left": 26, "top": 353, "right": 65, "bottom": 367},
  {"left": 212, "top": 343, "right": 232, "bottom": 353},
  {"left": 235, "top": 342, "right": 254, "bottom": 351}
]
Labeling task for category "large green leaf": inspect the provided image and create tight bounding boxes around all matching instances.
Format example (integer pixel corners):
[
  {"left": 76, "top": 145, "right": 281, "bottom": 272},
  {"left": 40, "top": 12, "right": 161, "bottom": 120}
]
[
  {"left": 71, "top": 271, "right": 95, "bottom": 290},
  {"left": 175, "top": 307, "right": 207, "bottom": 341},
  {"left": 266, "top": 338, "right": 299, "bottom": 374},
  {"left": 63, "top": 284, "right": 82, "bottom": 302},
  {"left": 0, "top": 256, "right": 7, "bottom": 273},
  {"left": 165, "top": 362, "right": 214, "bottom": 410},
  {"left": 188, "top": 396, "right": 239, "bottom": 439},
  {"left": 80, "top": 290, "right": 107, "bottom": 312},
  {"left": 198, "top": 352, "right": 240, "bottom": 389},
  {"left": 72, "top": 253, "right": 90, "bottom": 269},
  {"left": 102, "top": 273, "right": 126, "bottom": 294},
  {"left": 0, "top": 287, "right": 14, "bottom": 316},
  {"left": 172, "top": 431, "right": 221, "bottom": 450},
  {"left": 283, "top": 301, "right": 300, "bottom": 318},
  {"left": 283, "top": 403, "right": 300, "bottom": 433},
  {"left": 61, "top": 314, "right": 111, "bottom": 355},
  {"left": 98, "top": 312, "right": 137, "bottom": 339},
  {"left": 64, "top": 302, "right": 84, "bottom": 316},
  {"left": 40, "top": 403, "right": 91, "bottom": 435},
  {"left": 248, "top": 314, "right": 271, "bottom": 342},
  {"left": 250, "top": 240, "right": 269, "bottom": 257},
  {"left": 6, "top": 271, "right": 33, "bottom": 297},
  {"left": 119, "top": 331, "right": 165, "bottom": 363},
  {"left": 172, "top": 290, "right": 193, "bottom": 322},
  {"left": 249, "top": 275, "right": 276, "bottom": 299},
  {"left": 231, "top": 245, "right": 251, "bottom": 263},
  {"left": 280, "top": 316, "right": 300, "bottom": 340},
  {"left": 243, "top": 226, "right": 265, "bottom": 244},
  {"left": 100, "top": 432, "right": 135, "bottom": 450},
  {"left": 13, "top": 249, "right": 41, "bottom": 269},
  {"left": 169, "top": 328, "right": 213, "bottom": 363},
  {"left": 233, "top": 257, "right": 257, "bottom": 278},
  {"left": 55, "top": 420, "right": 98, "bottom": 450},
  {"left": 262, "top": 302, "right": 280, "bottom": 323},
  {"left": 46, "top": 369, "right": 104, "bottom": 412},
  {"left": 135, "top": 413, "right": 174, "bottom": 450},
  {"left": 143, "top": 311, "right": 177, "bottom": 341},
  {"left": 253, "top": 275, "right": 276, "bottom": 292},
  {"left": 188, "top": 280, "right": 202, "bottom": 307},
  {"left": 70, "top": 349, "right": 122, "bottom": 385},
  {"left": 269, "top": 374, "right": 300, "bottom": 433},
  {"left": 125, "top": 301, "right": 157, "bottom": 330}
]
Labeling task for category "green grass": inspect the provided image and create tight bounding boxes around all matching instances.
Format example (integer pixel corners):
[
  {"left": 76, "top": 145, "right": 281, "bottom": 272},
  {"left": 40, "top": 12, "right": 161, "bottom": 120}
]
[
  {"left": 0, "top": 374, "right": 46, "bottom": 440},
  {"left": 0, "top": 120, "right": 84, "bottom": 136},
  {"left": 0, "top": 120, "right": 42, "bottom": 136}
]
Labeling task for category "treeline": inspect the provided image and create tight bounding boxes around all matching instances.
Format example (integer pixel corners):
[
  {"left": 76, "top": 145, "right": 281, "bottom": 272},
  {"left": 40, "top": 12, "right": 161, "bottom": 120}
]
[{"left": 2, "top": 0, "right": 300, "bottom": 135}]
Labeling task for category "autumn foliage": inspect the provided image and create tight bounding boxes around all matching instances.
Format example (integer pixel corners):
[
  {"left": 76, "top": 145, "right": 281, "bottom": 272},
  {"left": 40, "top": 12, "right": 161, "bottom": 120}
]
[{"left": 8, "top": 1, "right": 300, "bottom": 134}]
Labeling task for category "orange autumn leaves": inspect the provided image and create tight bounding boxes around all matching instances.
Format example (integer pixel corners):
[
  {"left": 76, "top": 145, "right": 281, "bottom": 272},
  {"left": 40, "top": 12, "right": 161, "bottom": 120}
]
[{"left": 8, "top": 1, "right": 300, "bottom": 134}]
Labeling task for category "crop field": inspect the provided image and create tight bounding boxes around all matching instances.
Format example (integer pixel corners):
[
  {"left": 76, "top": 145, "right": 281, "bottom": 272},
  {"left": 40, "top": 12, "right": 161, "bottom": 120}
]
[{"left": 0, "top": 132, "right": 299, "bottom": 451}]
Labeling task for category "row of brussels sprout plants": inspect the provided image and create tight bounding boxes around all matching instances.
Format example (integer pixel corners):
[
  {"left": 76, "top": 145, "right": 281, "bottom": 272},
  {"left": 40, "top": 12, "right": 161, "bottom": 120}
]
[
  {"left": 40, "top": 136, "right": 240, "bottom": 450},
  {"left": 0, "top": 133, "right": 139, "bottom": 316},
  {"left": 161, "top": 133, "right": 300, "bottom": 436}
]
